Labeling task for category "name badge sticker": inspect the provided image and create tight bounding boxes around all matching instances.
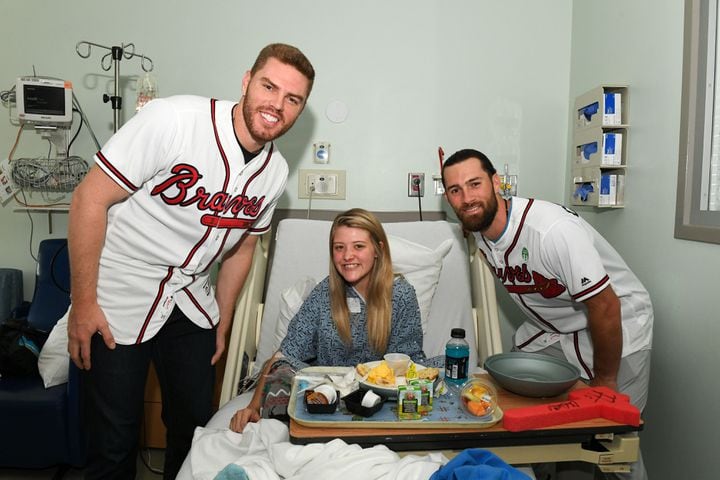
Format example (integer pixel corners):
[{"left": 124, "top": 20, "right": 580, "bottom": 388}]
[{"left": 347, "top": 297, "right": 361, "bottom": 313}]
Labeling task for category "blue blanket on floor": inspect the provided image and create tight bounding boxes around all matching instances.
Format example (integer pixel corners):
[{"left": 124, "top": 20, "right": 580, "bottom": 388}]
[{"left": 430, "top": 449, "right": 531, "bottom": 480}]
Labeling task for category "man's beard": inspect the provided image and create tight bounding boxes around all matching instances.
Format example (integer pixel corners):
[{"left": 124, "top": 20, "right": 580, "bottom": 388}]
[
  {"left": 241, "top": 97, "right": 294, "bottom": 145},
  {"left": 457, "top": 194, "right": 499, "bottom": 233}
]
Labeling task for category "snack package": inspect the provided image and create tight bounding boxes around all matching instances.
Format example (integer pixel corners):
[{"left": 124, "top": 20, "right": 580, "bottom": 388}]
[
  {"left": 397, "top": 384, "right": 422, "bottom": 420},
  {"left": 405, "top": 361, "right": 418, "bottom": 381},
  {"left": 409, "top": 378, "right": 433, "bottom": 415}
]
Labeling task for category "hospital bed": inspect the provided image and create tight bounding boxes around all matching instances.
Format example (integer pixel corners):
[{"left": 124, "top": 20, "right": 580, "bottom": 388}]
[
  {"left": 177, "top": 217, "right": 504, "bottom": 479},
  {"left": 178, "top": 217, "right": 638, "bottom": 478},
  {"left": 219, "top": 217, "right": 503, "bottom": 404}
]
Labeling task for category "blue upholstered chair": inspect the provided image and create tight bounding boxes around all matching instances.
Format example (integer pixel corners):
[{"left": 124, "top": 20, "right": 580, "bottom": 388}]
[{"left": 0, "top": 238, "right": 85, "bottom": 470}]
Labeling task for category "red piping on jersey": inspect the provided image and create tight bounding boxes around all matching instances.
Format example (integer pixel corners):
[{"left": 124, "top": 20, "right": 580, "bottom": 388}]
[
  {"left": 96, "top": 151, "right": 139, "bottom": 192},
  {"left": 573, "top": 331, "right": 593, "bottom": 379},
  {"left": 180, "top": 228, "right": 213, "bottom": 269},
  {"left": 249, "top": 223, "right": 271, "bottom": 234},
  {"left": 515, "top": 330, "right": 546, "bottom": 349},
  {"left": 572, "top": 275, "right": 610, "bottom": 300},
  {"left": 503, "top": 198, "right": 533, "bottom": 266},
  {"left": 517, "top": 294, "right": 562, "bottom": 333},
  {"left": 502, "top": 198, "right": 560, "bottom": 333},
  {"left": 177, "top": 98, "right": 234, "bottom": 271},
  {"left": 135, "top": 266, "right": 174, "bottom": 343},
  {"left": 182, "top": 287, "right": 214, "bottom": 327},
  {"left": 200, "top": 102, "right": 275, "bottom": 272}
]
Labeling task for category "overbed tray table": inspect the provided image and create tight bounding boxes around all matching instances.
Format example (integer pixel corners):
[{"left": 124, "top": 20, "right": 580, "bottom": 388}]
[{"left": 288, "top": 367, "right": 642, "bottom": 473}]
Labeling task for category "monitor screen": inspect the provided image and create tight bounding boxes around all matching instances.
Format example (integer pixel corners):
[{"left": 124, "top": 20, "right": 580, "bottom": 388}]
[
  {"left": 22, "top": 84, "right": 67, "bottom": 116},
  {"left": 16, "top": 77, "right": 73, "bottom": 126}
]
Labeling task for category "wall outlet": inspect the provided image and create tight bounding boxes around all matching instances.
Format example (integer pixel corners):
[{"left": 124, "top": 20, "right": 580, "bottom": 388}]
[
  {"left": 307, "top": 173, "right": 337, "bottom": 195},
  {"left": 408, "top": 172, "right": 425, "bottom": 197},
  {"left": 298, "top": 169, "right": 346, "bottom": 199}
]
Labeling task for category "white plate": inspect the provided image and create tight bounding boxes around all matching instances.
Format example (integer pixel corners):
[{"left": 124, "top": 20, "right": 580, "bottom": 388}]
[{"left": 357, "top": 360, "right": 438, "bottom": 398}]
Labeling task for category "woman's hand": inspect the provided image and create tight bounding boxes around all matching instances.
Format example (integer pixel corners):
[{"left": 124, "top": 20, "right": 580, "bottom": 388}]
[{"left": 229, "top": 406, "right": 261, "bottom": 433}]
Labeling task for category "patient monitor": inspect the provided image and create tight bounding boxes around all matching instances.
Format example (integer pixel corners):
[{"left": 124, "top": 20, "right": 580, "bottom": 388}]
[{"left": 16, "top": 76, "right": 73, "bottom": 127}]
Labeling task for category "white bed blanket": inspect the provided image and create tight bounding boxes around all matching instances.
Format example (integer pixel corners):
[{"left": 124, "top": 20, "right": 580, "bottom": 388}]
[{"left": 189, "top": 419, "right": 447, "bottom": 480}]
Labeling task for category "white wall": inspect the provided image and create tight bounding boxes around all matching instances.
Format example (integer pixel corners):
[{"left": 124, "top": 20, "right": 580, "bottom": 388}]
[
  {"left": 568, "top": 1, "right": 719, "bottom": 479},
  {"left": 0, "top": 0, "right": 572, "bottom": 299},
  {"left": 2, "top": 1, "right": 714, "bottom": 478}
]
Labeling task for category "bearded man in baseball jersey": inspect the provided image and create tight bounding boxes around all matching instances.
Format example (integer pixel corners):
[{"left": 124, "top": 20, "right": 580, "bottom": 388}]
[
  {"left": 442, "top": 149, "right": 652, "bottom": 480},
  {"left": 67, "top": 43, "right": 315, "bottom": 480}
]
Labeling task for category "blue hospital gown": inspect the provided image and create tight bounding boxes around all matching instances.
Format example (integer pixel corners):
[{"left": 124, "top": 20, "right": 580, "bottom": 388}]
[{"left": 279, "top": 276, "right": 428, "bottom": 370}]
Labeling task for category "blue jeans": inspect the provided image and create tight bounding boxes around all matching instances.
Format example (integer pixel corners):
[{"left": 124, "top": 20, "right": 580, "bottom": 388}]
[{"left": 82, "top": 307, "right": 216, "bottom": 480}]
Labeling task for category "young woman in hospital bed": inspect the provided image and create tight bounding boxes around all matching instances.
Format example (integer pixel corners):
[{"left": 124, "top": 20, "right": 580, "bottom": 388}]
[
  {"left": 177, "top": 211, "right": 535, "bottom": 479},
  {"left": 229, "top": 207, "right": 434, "bottom": 432}
]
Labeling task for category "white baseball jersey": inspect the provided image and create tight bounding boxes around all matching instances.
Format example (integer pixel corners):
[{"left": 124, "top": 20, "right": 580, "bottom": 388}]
[
  {"left": 473, "top": 197, "right": 653, "bottom": 379},
  {"left": 93, "top": 95, "right": 288, "bottom": 344}
]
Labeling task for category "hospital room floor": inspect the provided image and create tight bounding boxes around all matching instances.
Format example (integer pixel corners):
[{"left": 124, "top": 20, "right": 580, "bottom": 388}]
[{"left": 0, "top": 449, "right": 165, "bottom": 479}]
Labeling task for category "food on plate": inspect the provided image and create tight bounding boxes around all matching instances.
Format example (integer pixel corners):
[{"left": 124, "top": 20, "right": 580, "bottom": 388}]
[
  {"left": 357, "top": 361, "right": 437, "bottom": 390},
  {"left": 367, "top": 361, "right": 396, "bottom": 386},
  {"left": 417, "top": 366, "right": 440, "bottom": 381}
]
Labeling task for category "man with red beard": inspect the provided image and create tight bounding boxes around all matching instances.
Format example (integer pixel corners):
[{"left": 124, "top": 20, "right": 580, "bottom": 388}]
[
  {"left": 442, "top": 149, "right": 652, "bottom": 480},
  {"left": 67, "top": 43, "right": 314, "bottom": 480}
]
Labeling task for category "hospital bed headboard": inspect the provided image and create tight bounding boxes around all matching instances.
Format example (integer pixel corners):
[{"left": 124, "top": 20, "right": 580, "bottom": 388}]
[{"left": 219, "top": 218, "right": 502, "bottom": 405}]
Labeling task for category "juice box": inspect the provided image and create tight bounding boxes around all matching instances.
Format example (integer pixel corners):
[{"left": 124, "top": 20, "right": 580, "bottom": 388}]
[
  {"left": 409, "top": 378, "right": 433, "bottom": 415},
  {"left": 397, "top": 384, "right": 422, "bottom": 420}
]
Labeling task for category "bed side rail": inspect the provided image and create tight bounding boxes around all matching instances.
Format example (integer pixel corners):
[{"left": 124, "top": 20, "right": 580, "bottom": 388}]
[
  {"left": 467, "top": 236, "right": 503, "bottom": 365},
  {"left": 219, "top": 231, "right": 271, "bottom": 405}
]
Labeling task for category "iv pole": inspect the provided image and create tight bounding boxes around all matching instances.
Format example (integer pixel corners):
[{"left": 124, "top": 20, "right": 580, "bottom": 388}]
[{"left": 75, "top": 41, "right": 154, "bottom": 133}]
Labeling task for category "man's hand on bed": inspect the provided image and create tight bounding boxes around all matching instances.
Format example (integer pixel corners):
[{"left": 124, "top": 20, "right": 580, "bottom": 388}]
[{"left": 230, "top": 406, "right": 261, "bottom": 433}]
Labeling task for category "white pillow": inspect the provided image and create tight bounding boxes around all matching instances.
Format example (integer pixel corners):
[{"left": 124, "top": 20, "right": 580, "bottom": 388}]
[
  {"left": 272, "top": 276, "right": 317, "bottom": 354},
  {"left": 38, "top": 310, "right": 70, "bottom": 388},
  {"left": 269, "top": 237, "right": 452, "bottom": 350},
  {"left": 388, "top": 235, "right": 453, "bottom": 334}
]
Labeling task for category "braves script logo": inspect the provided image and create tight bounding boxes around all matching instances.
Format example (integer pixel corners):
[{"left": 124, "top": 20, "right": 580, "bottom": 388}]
[
  {"left": 150, "top": 164, "right": 265, "bottom": 229},
  {"left": 493, "top": 264, "right": 566, "bottom": 299}
]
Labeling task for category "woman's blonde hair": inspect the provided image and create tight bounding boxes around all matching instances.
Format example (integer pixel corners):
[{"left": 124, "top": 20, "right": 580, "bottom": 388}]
[{"left": 328, "top": 208, "right": 394, "bottom": 354}]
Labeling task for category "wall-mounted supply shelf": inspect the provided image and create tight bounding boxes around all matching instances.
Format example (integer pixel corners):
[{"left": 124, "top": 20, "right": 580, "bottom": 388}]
[
  {"left": 575, "top": 85, "right": 628, "bottom": 129},
  {"left": 571, "top": 85, "right": 628, "bottom": 208}
]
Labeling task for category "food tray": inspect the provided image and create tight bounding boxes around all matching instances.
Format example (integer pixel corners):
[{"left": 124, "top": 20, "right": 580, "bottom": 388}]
[{"left": 288, "top": 366, "right": 503, "bottom": 429}]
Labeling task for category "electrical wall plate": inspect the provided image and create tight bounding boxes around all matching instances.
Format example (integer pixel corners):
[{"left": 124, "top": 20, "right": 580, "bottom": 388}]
[
  {"left": 298, "top": 169, "right": 346, "bottom": 199},
  {"left": 408, "top": 172, "right": 425, "bottom": 197}
]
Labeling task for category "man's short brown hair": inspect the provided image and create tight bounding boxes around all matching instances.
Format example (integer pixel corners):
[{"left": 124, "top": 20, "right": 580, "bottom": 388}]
[{"left": 251, "top": 43, "right": 315, "bottom": 95}]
